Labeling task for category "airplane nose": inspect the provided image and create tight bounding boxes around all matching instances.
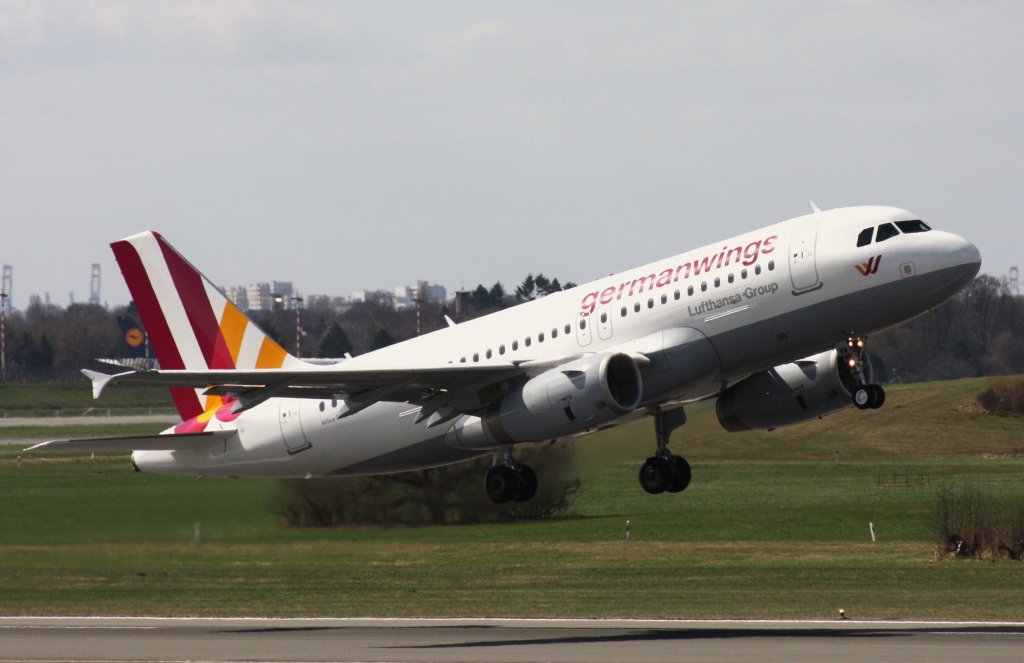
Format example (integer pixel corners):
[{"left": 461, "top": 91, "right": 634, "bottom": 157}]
[
  {"left": 935, "top": 232, "right": 982, "bottom": 288},
  {"left": 951, "top": 235, "right": 982, "bottom": 273}
]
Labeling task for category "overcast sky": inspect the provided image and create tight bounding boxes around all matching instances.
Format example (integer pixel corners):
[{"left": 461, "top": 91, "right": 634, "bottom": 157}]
[{"left": 1, "top": 1, "right": 1021, "bottom": 310}]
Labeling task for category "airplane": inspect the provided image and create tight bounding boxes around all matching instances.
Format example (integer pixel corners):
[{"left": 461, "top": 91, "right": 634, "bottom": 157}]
[{"left": 28, "top": 204, "right": 981, "bottom": 503}]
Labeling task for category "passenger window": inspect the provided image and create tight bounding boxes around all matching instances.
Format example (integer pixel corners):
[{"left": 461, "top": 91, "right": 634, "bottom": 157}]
[
  {"left": 634, "top": 302, "right": 641, "bottom": 313},
  {"left": 876, "top": 223, "right": 900, "bottom": 242},
  {"left": 755, "top": 265, "right": 762, "bottom": 275},
  {"left": 564, "top": 324, "right": 571, "bottom": 334},
  {"left": 687, "top": 286, "right": 694, "bottom": 296},
  {"left": 579, "top": 319, "right": 587, "bottom": 330},
  {"left": 647, "top": 298, "right": 654, "bottom": 309},
  {"left": 728, "top": 274, "right": 734, "bottom": 284},
  {"left": 473, "top": 353, "right": 479, "bottom": 362},
  {"left": 600, "top": 312, "right": 608, "bottom": 323},
  {"left": 714, "top": 277, "right": 720, "bottom": 288},
  {"left": 857, "top": 227, "right": 873, "bottom": 247},
  {"left": 620, "top": 306, "right": 627, "bottom": 317},
  {"left": 895, "top": 220, "right": 932, "bottom": 234},
  {"left": 486, "top": 349, "right": 492, "bottom": 359},
  {"left": 768, "top": 260, "right": 775, "bottom": 271},
  {"left": 499, "top": 344, "right": 506, "bottom": 355},
  {"left": 525, "top": 337, "right": 532, "bottom": 347},
  {"left": 674, "top": 290, "right": 680, "bottom": 300},
  {"left": 460, "top": 357, "right": 466, "bottom": 363},
  {"left": 741, "top": 269, "right": 748, "bottom": 279},
  {"left": 660, "top": 294, "right": 667, "bottom": 305},
  {"left": 552, "top": 328, "right": 558, "bottom": 339},
  {"left": 512, "top": 341, "right": 519, "bottom": 351},
  {"left": 701, "top": 282, "right": 707, "bottom": 292},
  {"left": 539, "top": 332, "right": 545, "bottom": 342}
]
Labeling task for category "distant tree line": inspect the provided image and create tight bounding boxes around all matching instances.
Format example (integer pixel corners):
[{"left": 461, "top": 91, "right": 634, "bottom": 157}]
[
  {"left": 0, "top": 273, "right": 1020, "bottom": 382},
  {"left": 0, "top": 273, "right": 576, "bottom": 380}
]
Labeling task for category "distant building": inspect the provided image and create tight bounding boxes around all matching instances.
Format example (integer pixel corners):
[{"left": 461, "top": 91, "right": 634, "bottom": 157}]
[
  {"left": 353, "top": 282, "right": 448, "bottom": 310},
  {"left": 225, "top": 281, "right": 297, "bottom": 311}
]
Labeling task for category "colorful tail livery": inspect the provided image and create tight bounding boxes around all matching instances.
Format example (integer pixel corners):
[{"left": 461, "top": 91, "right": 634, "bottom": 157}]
[{"left": 111, "top": 231, "right": 303, "bottom": 420}]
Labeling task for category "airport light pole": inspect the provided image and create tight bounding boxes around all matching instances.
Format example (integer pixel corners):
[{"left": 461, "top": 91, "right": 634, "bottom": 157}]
[
  {"left": 0, "top": 290, "right": 7, "bottom": 381},
  {"left": 291, "top": 295, "right": 303, "bottom": 358}
]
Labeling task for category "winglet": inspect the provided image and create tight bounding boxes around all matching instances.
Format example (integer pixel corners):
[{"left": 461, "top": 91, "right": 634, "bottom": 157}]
[
  {"left": 81, "top": 368, "right": 132, "bottom": 400},
  {"left": 810, "top": 200, "right": 822, "bottom": 214}
]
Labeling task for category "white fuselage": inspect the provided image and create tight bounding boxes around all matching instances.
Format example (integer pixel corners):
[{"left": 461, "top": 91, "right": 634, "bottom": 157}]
[{"left": 133, "top": 206, "right": 981, "bottom": 477}]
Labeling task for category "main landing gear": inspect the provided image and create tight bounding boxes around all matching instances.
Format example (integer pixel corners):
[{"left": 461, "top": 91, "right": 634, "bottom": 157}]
[
  {"left": 639, "top": 407, "right": 692, "bottom": 495},
  {"left": 484, "top": 446, "right": 538, "bottom": 504},
  {"left": 843, "top": 335, "right": 886, "bottom": 410}
]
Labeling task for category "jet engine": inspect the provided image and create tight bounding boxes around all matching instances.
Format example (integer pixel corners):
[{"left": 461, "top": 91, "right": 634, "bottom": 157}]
[
  {"left": 716, "top": 349, "right": 871, "bottom": 432},
  {"left": 446, "top": 352, "right": 643, "bottom": 449}
]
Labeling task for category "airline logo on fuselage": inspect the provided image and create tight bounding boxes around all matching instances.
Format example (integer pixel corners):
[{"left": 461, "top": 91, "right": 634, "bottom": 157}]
[
  {"left": 855, "top": 255, "right": 882, "bottom": 276},
  {"left": 579, "top": 234, "right": 779, "bottom": 315}
]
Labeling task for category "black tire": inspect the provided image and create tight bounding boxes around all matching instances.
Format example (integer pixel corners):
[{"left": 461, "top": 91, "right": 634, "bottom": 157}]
[
  {"left": 666, "top": 455, "right": 692, "bottom": 493},
  {"left": 869, "top": 384, "right": 886, "bottom": 409},
  {"left": 639, "top": 456, "right": 672, "bottom": 494},
  {"left": 512, "top": 465, "right": 538, "bottom": 503},
  {"left": 853, "top": 386, "right": 872, "bottom": 410},
  {"left": 485, "top": 465, "right": 518, "bottom": 504}
]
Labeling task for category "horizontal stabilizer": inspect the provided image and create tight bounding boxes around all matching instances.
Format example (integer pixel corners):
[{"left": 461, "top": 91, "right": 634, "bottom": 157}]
[{"left": 24, "top": 430, "right": 234, "bottom": 453}]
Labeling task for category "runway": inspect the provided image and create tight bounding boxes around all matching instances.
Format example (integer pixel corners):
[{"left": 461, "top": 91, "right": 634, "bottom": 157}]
[{"left": 2, "top": 617, "right": 1023, "bottom": 662}]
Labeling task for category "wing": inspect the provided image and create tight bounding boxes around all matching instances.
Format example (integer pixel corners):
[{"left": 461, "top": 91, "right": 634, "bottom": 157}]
[
  {"left": 24, "top": 431, "right": 233, "bottom": 453},
  {"left": 83, "top": 354, "right": 590, "bottom": 422}
]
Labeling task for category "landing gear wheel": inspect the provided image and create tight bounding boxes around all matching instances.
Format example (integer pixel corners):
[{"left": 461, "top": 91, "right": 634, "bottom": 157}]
[
  {"left": 639, "top": 456, "right": 673, "bottom": 494},
  {"left": 512, "top": 465, "right": 538, "bottom": 503},
  {"left": 666, "top": 455, "right": 692, "bottom": 493},
  {"left": 854, "top": 384, "right": 886, "bottom": 410},
  {"left": 869, "top": 384, "right": 886, "bottom": 409},
  {"left": 485, "top": 465, "right": 518, "bottom": 504},
  {"left": 853, "top": 386, "right": 873, "bottom": 410}
]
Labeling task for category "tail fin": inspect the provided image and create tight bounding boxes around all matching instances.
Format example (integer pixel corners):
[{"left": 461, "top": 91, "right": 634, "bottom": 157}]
[{"left": 111, "top": 231, "right": 302, "bottom": 420}]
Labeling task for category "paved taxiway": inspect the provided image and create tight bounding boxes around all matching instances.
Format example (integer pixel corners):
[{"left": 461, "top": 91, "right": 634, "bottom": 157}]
[{"left": 2, "top": 617, "right": 1023, "bottom": 662}]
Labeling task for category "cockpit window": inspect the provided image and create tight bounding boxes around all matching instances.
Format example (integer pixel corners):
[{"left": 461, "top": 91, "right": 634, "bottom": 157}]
[
  {"left": 856, "top": 227, "right": 874, "bottom": 247},
  {"left": 895, "top": 219, "right": 932, "bottom": 234},
  {"left": 875, "top": 223, "right": 900, "bottom": 242}
]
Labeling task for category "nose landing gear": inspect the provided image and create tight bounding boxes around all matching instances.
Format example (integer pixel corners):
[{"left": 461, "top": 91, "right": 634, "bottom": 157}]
[{"left": 842, "top": 336, "right": 886, "bottom": 410}]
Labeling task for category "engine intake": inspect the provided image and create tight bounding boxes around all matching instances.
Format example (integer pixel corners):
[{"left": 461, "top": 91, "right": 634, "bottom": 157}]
[{"left": 446, "top": 352, "right": 642, "bottom": 449}]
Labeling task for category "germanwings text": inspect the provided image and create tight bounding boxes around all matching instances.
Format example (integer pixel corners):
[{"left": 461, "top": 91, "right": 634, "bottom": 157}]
[{"left": 579, "top": 235, "right": 778, "bottom": 315}]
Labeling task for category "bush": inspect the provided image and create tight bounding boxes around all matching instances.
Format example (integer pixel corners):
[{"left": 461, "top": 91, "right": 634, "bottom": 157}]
[
  {"left": 977, "top": 380, "right": 1024, "bottom": 417},
  {"left": 277, "top": 443, "right": 582, "bottom": 527},
  {"left": 932, "top": 480, "right": 1024, "bottom": 559}
]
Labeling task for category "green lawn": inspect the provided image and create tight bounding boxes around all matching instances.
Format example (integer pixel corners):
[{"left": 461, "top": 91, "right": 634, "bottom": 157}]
[{"left": 1, "top": 376, "right": 1023, "bottom": 618}]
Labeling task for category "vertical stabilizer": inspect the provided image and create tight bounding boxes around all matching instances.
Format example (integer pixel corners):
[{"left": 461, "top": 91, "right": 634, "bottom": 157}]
[{"left": 111, "top": 231, "right": 300, "bottom": 420}]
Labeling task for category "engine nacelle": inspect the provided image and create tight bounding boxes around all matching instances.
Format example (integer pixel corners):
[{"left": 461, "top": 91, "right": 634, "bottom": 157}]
[
  {"left": 716, "top": 349, "right": 870, "bottom": 432},
  {"left": 446, "top": 352, "right": 643, "bottom": 449}
]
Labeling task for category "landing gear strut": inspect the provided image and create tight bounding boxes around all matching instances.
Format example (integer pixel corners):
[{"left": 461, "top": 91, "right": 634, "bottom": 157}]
[
  {"left": 484, "top": 446, "right": 538, "bottom": 504},
  {"left": 842, "top": 336, "right": 885, "bottom": 410},
  {"left": 639, "top": 407, "right": 691, "bottom": 495}
]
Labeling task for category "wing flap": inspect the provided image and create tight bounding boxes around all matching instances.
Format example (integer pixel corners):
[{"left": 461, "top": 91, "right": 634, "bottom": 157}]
[{"left": 24, "top": 431, "right": 234, "bottom": 453}]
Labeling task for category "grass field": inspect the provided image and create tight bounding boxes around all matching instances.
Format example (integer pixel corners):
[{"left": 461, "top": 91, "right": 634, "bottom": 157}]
[
  {"left": 0, "top": 383, "right": 176, "bottom": 417},
  {"left": 1, "top": 377, "right": 1023, "bottom": 619}
]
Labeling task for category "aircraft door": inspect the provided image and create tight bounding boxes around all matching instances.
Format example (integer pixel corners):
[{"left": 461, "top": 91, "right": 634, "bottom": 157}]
[
  {"left": 596, "top": 305, "right": 613, "bottom": 341},
  {"left": 279, "top": 399, "right": 311, "bottom": 453},
  {"left": 575, "top": 315, "right": 593, "bottom": 347},
  {"left": 789, "top": 220, "right": 822, "bottom": 294}
]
